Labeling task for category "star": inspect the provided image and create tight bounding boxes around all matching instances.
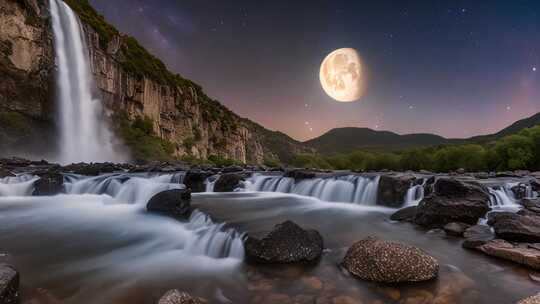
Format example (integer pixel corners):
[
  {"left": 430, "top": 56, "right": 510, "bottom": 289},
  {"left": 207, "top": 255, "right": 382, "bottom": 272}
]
[
  {"left": 408, "top": 105, "right": 414, "bottom": 110},
  {"left": 506, "top": 106, "right": 511, "bottom": 111},
  {"left": 533, "top": 67, "right": 537, "bottom": 72}
]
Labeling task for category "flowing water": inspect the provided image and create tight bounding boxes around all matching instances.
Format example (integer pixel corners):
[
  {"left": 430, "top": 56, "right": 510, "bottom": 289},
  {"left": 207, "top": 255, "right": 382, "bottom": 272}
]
[
  {"left": 49, "top": 0, "right": 122, "bottom": 164},
  {"left": 0, "top": 172, "right": 538, "bottom": 303}
]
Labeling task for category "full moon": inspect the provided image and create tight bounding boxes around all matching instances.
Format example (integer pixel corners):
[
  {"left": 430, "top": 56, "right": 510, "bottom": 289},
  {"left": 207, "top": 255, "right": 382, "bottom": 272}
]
[{"left": 319, "top": 48, "right": 365, "bottom": 102}]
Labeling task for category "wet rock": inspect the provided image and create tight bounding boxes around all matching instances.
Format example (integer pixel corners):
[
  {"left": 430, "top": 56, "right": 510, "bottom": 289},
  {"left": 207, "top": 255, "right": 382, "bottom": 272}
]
[
  {"left": 489, "top": 213, "right": 540, "bottom": 243},
  {"left": 522, "top": 199, "right": 540, "bottom": 214},
  {"left": 183, "top": 170, "right": 212, "bottom": 193},
  {"left": 263, "top": 293, "right": 292, "bottom": 304},
  {"left": 158, "top": 289, "right": 207, "bottom": 304},
  {"left": 0, "top": 264, "right": 19, "bottom": 304},
  {"left": 517, "top": 293, "right": 540, "bottom": 304},
  {"left": 341, "top": 237, "right": 438, "bottom": 283},
  {"left": 443, "top": 222, "right": 471, "bottom": 237},
  {"left": 214, "top": 173, "right": 244, "bottom": 192},
  {"left": 245, "top": 220, "right": 323, "bottom": 263},
  {"left": 221, "top": 165, "right": 244, "bottom": 173},
  {"left": 414, "top": 178, "right": 490, "bottom": 227},
  {"left": 32, "top": 169, "right": 64, "bottom": 196},
  {"left": 478, "top": 239, "right": 540, "bottom": 270},
  {"left": 284, "top": 169, "right": 316, "bottom": 180},
  {"left": 0, "top": 167, "right": 14, "bottom": 178},
  {"left": 377, "top": 174, "right": 416, "bottom": 207},
  {"left": 390, "top": 206, "right": 417, "bottom": 222},
  {"left": 62, "top": 162, "right": 119, "bottom": 176},
  {"left": 147, "top": 189, "right": 191, "bottom": 218},
  {"left": 462, "top": 225, "right": 495, "bottom": 249},
  {"left": 0, "top": 157, "right": 31, "bottom": 168},
  {"left": 531, "top": 179, "right": 540, "bottom": 192},
  {"left": 511, "top": 183, "right": 529, "bottom": 200}
]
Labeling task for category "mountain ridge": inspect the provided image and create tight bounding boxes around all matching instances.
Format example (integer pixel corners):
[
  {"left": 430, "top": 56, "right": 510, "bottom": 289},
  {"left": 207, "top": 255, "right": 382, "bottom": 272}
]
[{"left": 305, "top": 111, "right": 540, "bottom": 154}]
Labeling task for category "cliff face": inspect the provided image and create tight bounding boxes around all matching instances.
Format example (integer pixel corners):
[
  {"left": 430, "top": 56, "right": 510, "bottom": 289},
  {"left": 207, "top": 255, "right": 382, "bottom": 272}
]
[
  {"left": 0, "top": 0, "right": 56, "bottom": 155},
  {"left": 0, "top": 0, "right": 309, "bottom": 163}
]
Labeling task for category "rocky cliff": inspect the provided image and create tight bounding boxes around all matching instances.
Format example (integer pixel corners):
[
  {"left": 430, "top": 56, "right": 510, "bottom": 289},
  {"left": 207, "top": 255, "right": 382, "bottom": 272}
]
[
  {"left": 0, "top": 0, "right": 56, "bottom": 157},
  {"left": 0, "top": 0, "right": 309, "bottom": 163}
]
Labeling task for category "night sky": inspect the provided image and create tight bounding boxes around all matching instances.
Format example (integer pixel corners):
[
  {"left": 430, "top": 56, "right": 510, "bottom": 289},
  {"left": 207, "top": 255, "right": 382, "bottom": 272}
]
[{"left": 89, "top": 0, "right": 540, "bottom": 141}]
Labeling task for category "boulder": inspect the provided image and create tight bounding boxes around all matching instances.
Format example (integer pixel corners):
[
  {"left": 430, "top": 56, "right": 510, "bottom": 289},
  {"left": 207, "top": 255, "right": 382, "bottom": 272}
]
[
  {"left": 489, "top": 213, "right": 540, "bottom": 243},
  {"left": 377, "top": 174, "right": 416, "bottom": 207},
  {"left": 147, "top": 189, "right": 191, "bottom": 218},
  {"left": 341, "top": 237, "right": 438, "bottom": 283},
  {"left": 245, "top": 221, "right": 323, "bottom": 263},
  {"left": 0, "top": 264, "right": 19, "bottom": 304},
  {"left": 32, "top": 170, "right": 64, "bottom": 196},
  {"left": 443, "top": 222, "right": 471, "bottom": 237},
  {"left": 214, "top": 173, "right": 244, "bottom": 192},
  {"left": 389, "top": 206, "right": 417, "bottom": 222},
  {"left": 414, "top": 178, "right": 490, "bottom": 227},
  {"left": 518, "top": 293, "right": 540, "bottom": 304},
  {"left": 462, "top": 225, "right": 495, "bottom": 249},
  {"left": 158, "top": 290, "right": 207, "bottom": 304},
  {"left": 183, "top": 170, "right": 212, "bottom": 193},
  {"left": 478, "top": 239, "right": 540, "bottom": 270}
]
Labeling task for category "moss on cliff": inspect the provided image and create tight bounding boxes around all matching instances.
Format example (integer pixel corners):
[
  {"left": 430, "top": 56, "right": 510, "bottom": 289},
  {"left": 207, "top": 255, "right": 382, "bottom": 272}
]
[
  {"left": 0, "top": 110, "right": 32, "bottom": 135},
  {"left": 63, "top": 0, "right": 117, "bottom": 48},
  {"left": 113, "top": 112, "right": 175, "bottom": 161}
]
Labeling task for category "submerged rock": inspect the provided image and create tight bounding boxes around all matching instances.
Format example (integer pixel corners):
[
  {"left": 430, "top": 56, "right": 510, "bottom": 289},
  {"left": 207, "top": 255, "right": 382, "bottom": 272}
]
[
  {"left": 341, "top": 237, "right": 439, "bottom": 283},
  {"left": 390, "top": 206, "right": 417, "bottom": 222},
  {"left": 443, "top": 222, "right": 471, "bottom": 237},
  {"left": 462, "top": 225, "right": 495, "bottom": 249},
  {"left": 518, "top": 293, "right": 540, "bottom": 304},
  {"left": 414, "top": 178, "right": 490, "bottom": 227},
  {"left": 147, "top": 189, "right": 191, "bottom": 218},
  {"left": 158, "top": 290, "right": 207, "bottom": 304},
  {"left": 0, "top": 264, "right": 19, "bottom": 304},
  {"left": 245, "top": 221, "right": 323, "bottom": 263},
  {"left": 183, "top": 170, "right": 212, "bottom": 193},
  {"left": 478, "top": 239, "right": 540, "bottom": 270},
  {"left": 489, "top": 213, "right": 540, "bottom": 243},
  {"left": 32, "top": 170, "right": 64, "bottom": 196},
  {"left": 214, "top": 173, "right": 244, "bottom": 192},
  {"left": 511, "top": 183, "right": 529, "bottom": 200},
  {"left": 377, "top": 174, "right": 415, "bottom": 207}
]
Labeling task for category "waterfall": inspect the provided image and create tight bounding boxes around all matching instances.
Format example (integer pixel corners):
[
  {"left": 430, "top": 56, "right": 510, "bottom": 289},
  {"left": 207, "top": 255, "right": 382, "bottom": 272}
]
[
  {"left": 0, "top": 175, "right": 38, "bottom": 196},
  {"left": 49, "top": 0, "right": 122, "bottom": 164},
  {"left": 245, "top": 174, "right": 380, "bottom": 205}
]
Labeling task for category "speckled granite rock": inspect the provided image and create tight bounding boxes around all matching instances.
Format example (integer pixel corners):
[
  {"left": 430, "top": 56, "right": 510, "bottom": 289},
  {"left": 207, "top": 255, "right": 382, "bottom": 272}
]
[
  {"left": 245, "top": 220, "right": 323, "bottom": 263},
  {"left": 158, "top": 290, "right": 207, "bottom": 304},
  {"left": 517, "top": 293, "right": 540, "bottom": 304},
  {"left": 341, "top": 237, "right": 438, "bottom": 283},
  {"left": 0, "top": 264, "right": 19, "bottom": 304}
]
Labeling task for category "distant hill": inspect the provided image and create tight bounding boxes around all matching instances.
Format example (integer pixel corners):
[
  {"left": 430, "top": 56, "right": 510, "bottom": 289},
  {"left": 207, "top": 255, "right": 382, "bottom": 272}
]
[{"left": 305, "top": 112, "right": 540, "bottom": 155}]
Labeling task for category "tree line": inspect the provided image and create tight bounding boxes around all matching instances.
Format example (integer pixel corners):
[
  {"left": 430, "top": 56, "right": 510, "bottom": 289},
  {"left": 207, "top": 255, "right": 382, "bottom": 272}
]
[{"left": 291, "top": 125, "right": 540, "bottom": 172}]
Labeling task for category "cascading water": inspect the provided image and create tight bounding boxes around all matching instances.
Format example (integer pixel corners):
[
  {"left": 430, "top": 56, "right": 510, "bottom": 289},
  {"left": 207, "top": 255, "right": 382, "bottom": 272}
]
[
  {"left": 49, "top": 0, "right": 122, "bottom": 164},
  {"left": 245, "top": 174, "right": 380, "bottom": 205},
  {"left": 0, "top": 175, "right": 38, "bottom": 196}
]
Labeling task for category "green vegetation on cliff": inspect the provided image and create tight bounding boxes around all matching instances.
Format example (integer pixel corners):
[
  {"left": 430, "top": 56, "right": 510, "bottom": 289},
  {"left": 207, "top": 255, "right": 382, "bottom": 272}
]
[
  {"left": 113, "top": 112, "right": 175, "bottom": 161},
  {"left": 293, "top": 125, "right": 540, "bottom": 172}
]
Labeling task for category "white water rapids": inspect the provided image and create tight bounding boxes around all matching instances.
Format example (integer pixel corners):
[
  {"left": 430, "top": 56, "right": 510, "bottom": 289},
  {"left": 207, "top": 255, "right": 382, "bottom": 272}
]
[{"left": 49, "top": 0, "right": 122, "bottom": 164}]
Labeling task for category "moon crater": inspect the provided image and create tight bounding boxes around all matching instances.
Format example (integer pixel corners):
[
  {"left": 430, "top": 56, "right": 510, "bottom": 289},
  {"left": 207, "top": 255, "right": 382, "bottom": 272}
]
[{"left": 319, "top": 48, "right": 365, "bottom": 102}]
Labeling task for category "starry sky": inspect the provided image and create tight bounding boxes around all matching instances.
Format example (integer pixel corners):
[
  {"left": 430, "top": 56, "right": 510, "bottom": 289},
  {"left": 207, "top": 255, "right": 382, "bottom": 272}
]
[{"left": 89, "top": 0, "right": 540, "bottom": 142}]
